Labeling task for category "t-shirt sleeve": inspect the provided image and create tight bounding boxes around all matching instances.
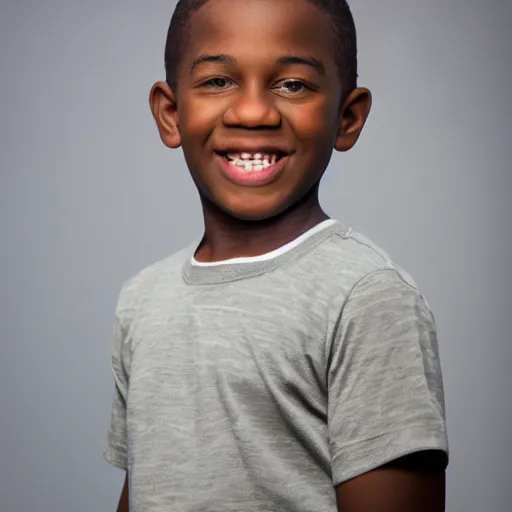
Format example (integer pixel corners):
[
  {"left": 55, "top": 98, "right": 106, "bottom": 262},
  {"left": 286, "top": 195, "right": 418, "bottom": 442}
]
[
  {"left": 103, "top": 295, "right": 131, "bottom": 470},
  {"left": 327, "top": 269, "right": 448, "bottom": 485}
]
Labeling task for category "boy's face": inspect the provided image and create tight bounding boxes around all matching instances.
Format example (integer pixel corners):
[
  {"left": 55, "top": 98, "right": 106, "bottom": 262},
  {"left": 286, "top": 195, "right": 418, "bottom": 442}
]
[{"left": 151, "top": 0, "right": 371, "bottom": 221}]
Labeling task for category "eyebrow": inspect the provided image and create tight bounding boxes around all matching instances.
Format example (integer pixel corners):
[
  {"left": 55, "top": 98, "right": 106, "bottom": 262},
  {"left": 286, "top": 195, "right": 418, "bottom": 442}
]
[
  {"left": 276, "top": 55, "right": 326, "bottom": 76},
  {"left": 191, "top": 54, "right": 237, "bottom": 71},
  {"left": 190, "top": 53, "right": 326, "bottom": 75}
]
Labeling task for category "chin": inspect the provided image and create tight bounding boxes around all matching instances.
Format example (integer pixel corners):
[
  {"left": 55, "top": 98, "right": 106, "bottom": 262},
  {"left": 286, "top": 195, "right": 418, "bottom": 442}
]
[
  {"left": 217, "top": 196, "right": 288, "bottom": 222},
  {"left": 222, "top": 206, "right": 282, "bottom": 222}
]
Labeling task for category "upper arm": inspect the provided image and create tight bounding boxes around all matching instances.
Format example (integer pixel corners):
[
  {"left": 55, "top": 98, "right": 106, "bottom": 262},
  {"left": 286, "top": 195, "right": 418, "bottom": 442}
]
[
  {"left": 336, "top": 451, "right": 446, "bottom": 512},
  {"left": 104, "top": 281, "right": 135, "bottom": 471},
  {"left": 328, "top": 269, "right": 449, "bottom": 486},
  {"left": 104, "top": 314, "right": 130, "bottom": 469},
  {"left": 105, "top": 283, "right": 134, "bottom": 509},
  {"left": 116, "top": 472, "right": 129, "bottom": 512}
]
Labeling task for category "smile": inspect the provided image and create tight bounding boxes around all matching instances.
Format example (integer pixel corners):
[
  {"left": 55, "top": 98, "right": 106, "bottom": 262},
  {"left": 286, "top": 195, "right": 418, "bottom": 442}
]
[
  {"left": 214, "top": 150, "right": 290, "bottom": 186},
  {"left": 224, "top": 152, "right": 281, "bottom": 172}
]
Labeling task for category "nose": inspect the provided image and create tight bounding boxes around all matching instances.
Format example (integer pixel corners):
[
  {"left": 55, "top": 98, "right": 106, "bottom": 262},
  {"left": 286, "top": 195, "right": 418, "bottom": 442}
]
[{"left": 223, "top": 85, "right": 281, "bottom": 129}]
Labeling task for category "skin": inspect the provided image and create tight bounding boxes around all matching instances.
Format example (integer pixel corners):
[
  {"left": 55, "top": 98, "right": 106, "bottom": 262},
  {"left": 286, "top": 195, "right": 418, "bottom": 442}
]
[
  {"left": 117, "top": 0, "right": 446, "bottom": 510},
  {"left": 150, "top": 0, "right": 371, "bottom": 262},
  {"left": 117, "top": 474, "right": 128, "bottom": 512}
]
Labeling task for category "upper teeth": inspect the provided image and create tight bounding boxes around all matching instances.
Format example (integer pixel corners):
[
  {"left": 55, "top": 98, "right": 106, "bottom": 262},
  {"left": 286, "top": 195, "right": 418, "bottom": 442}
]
[{"left": 225, "top": 153, "right": 279, "bottom": 171}]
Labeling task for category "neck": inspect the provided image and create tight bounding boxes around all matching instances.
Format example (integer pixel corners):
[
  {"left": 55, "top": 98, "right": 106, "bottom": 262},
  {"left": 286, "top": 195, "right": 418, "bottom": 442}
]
[{"left": 195, "top": 186, "right": 329, "bottom": 263}]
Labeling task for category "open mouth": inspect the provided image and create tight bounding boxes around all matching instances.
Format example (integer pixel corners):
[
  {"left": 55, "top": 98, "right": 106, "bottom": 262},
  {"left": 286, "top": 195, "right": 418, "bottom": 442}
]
[{"left": 215, "top": 150, "right": 288, "bottom": 173}]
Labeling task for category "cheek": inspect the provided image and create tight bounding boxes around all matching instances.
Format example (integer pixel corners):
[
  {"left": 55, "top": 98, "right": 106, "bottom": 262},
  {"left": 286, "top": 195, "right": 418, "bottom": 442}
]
[
  {"left": 179, "top": 97, "right": 223, "bottom": 143},
  {"left": 281, "top": 98, "right": 338, "bottom": 145}
]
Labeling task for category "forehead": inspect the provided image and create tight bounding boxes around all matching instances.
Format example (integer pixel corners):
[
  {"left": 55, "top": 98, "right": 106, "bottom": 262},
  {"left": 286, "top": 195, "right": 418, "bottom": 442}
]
[{"left": 183, "top": 0, "right": 337, "bottom": 68}]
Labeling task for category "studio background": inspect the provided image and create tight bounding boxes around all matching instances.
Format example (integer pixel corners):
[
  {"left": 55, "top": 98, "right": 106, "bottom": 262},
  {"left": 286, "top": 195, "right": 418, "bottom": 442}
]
[{"left": 1, "top": 1, "right": 510, "bottom": 511}]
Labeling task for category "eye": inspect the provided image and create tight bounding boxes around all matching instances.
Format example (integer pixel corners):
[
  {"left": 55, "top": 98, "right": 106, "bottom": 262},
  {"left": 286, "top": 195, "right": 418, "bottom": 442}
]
[
  {"left": 274, "top": 79, "right": 310, "bottom": 95},
  {"left": 200, "top": 77, "right": 234, "bottom": 89}
]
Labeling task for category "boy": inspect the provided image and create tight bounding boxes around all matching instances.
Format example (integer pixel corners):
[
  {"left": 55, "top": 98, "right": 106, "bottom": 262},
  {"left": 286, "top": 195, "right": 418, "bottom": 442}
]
[{"left": 104, "top": 0, "right": 449, "bottom": 510}]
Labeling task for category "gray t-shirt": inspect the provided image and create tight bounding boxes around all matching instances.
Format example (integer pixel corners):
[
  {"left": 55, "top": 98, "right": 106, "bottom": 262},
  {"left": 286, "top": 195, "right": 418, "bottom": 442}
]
[{"left": 104, "top": 220, "right": 448, "bottom": 511}]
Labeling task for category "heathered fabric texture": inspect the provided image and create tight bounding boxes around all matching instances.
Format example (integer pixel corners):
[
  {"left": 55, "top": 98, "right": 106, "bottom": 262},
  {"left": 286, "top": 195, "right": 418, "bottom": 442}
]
[{"left": 104, "top": 221, "right": 448, "bottom": 512}]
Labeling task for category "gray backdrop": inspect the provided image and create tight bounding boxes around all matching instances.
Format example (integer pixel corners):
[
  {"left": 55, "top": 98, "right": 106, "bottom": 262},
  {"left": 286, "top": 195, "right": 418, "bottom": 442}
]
[{"left": 1, "top": 0, "right": 510, "bottom": 510}]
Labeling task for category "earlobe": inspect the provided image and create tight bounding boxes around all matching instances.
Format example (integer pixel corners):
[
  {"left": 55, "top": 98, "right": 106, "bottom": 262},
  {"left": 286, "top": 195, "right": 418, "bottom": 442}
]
[
  {"left": 149, "top": 81, "right": 181, "bottom": 149},
  {"left": 335, "top": 87, "right": 372, "bottom": 152}
]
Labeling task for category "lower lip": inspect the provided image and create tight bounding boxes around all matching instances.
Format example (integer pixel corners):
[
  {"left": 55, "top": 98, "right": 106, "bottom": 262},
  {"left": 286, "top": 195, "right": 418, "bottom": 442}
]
[{"left": 215, "top": 154, "right": 288, "bottom": 186}]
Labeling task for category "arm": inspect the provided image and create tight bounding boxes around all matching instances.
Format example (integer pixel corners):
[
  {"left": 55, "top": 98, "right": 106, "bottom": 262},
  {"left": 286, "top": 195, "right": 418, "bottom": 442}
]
[
  {"left": 336, "top": 451, "right": 446, "bottom": 512},
  {"left": 328, "top": 270, "right": 449, "bottom": 510},
  {"left": 117, "top": 472, "right": 129, "bottom": 512},
  {"left": 105, "top": 283, "right": 135, "bottom": 511}
]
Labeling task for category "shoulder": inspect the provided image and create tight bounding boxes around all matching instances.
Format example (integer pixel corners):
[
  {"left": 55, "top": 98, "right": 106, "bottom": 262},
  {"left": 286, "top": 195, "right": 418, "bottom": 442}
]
[
  {"left": 325, "top": 232, "right": 438, "bottom": 355},
  {"left": 115, "top": 243, "right": 193, "bottom": 327},
  {"left": 311, "top": 226, "right": 428, "bottom": 306}
]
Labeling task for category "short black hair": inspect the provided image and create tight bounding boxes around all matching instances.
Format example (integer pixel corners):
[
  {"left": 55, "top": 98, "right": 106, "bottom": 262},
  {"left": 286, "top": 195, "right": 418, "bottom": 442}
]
[{"left": 164, "top": 0, "right": 358, "bottom": 96}]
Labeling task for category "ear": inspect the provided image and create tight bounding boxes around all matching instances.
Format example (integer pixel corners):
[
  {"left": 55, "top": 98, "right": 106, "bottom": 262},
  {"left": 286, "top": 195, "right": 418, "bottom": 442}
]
[
  {"left": 149, "top": 81, "right": 181, "bottom": 149},
  {"left": 335, "top": 87, "right": 372, "bottom": 152}
]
